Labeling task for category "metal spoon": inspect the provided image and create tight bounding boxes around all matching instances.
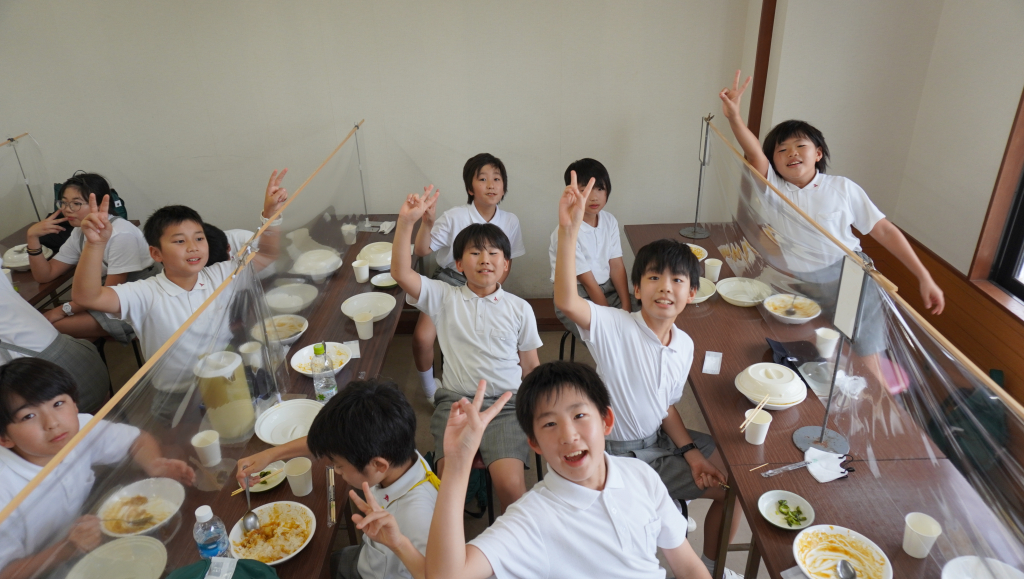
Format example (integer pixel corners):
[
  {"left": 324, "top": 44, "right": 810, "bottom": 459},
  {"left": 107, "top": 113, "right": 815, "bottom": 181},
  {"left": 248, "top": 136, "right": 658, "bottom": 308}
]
[
  {"left": 785, "top": 294, "right": 798, "bottom": 316},
  {"left": 836, "top": 559, "right": 857, "bottom": 579},
  {"left": 241, "top": 465, "right": 261, "bottom": 533}
]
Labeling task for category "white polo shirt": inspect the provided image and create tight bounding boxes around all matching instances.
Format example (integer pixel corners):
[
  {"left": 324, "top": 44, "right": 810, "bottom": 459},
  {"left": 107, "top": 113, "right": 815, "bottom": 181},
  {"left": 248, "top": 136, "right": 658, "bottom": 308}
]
[
  {"left": 0, "top": 265, "right": 59, "bottom": 364},
  {"left": 470, "top": 453, "right": 688, "bottom": 579},
  {"left": 547, "top": 210, "right": 623, "bottom": 284},
  {"left": 429, "top": 205, "right": 526, "bottom": 270},
  {"left": 357, "top": 451, "right": 438, "bottom": 579},
  {"left": 581, "top": 304, "right": 693, "bottom": 442},
  {"left": 763, "top": 167, "right": 885, "bottom": 273},
  {"left": 54, "top": 218, "right": 153, "bottom": 277},
  {"left": 224, "top": 229, "right": 256, "bottom": 256},
  {"left": 0, "top": 414, "right": 140, "bottom": 568},
  {"left": 408, "top": 276, "right": 542, "bottom": 397}
]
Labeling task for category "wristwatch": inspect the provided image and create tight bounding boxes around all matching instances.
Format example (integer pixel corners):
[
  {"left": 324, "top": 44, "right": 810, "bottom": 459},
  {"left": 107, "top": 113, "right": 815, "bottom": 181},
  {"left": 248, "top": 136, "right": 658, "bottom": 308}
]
[
  {"left": 676, "top": 442, "right": 697, "bottom": 456},
  {"left": 62, "top": 303, "right": 75, "bottom": 317}
]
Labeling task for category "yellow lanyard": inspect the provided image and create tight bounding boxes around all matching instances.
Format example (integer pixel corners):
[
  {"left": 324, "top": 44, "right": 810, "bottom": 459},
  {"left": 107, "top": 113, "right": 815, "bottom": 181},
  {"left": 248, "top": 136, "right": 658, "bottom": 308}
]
[{"left": 408, "top": 458, "right": 441, "bottom": 492}]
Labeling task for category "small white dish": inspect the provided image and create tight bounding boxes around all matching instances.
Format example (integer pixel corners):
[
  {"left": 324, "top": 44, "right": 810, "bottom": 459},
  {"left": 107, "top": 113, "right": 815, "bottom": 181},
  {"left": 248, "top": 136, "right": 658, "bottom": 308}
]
[
  {"left": 763, "top": 294, "right": 822, "bottom": 325},
  {"left": 98, "top": 478, "right": 186, "bottom": 538},
  {"left": 255, "top": 400, "right": 324, "bottom": 446},
  {"left": 251, "top": 314, "right": 308, "bottom": 346},
  {"left": 943, "top": 556, "right": 1024, "bottom": 579},
  {"left": 241, "top": 460, "right": 287, "bottom": 492},
  {"left": 67, "top": 536, "right": 167, "bottom": 579},
  {"left": 757, "top": 490, "right": 815, "bottom": 530},
  {"left": 794, "top": 525, "right": 892, "bottom": 579},
  {"left": 2, "top": 244, "right": 53, "bottom": 271},
  {"left": 265, "top": 283, "right": 318, "bottom": 314},
  {"left": 716, "top": 277, "right": 773, "bottom": 307},
  {"left": 341, "top": 292, "right": 397, "bottom": 322},
  {"left": 690, "top": 277, "right": 717, "bottom": 304},
  {"left": 229, "top": 501, "right": 316, "bottom": 566},
  {"left": 371, "top": 272, "right": 398, "bottom": 288},
  {"left": 685, "top": 243, "right": 708, "bottom": 261},
  {"left": 290, "top": 342, "right": 352, "bottom": 377}
]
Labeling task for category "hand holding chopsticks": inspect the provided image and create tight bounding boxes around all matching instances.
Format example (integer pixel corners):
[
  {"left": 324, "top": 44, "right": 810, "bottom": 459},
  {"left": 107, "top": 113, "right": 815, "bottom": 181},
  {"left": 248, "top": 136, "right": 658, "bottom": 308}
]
[
  {"left": 230, "top": 469, "right": 282, "bottom": 496},
  {"left": 739, "top": 394, "right": 771, "bottom": 433}
]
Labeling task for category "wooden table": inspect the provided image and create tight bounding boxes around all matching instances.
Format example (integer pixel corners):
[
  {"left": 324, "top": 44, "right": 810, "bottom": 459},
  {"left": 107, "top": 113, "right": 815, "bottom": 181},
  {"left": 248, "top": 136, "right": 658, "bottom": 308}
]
[
  {"left": 0, "top": 223, "right": 75, "bottom": 308},
  {"left": 623, "top": 223, "right": 1020, "bottom": 578}
]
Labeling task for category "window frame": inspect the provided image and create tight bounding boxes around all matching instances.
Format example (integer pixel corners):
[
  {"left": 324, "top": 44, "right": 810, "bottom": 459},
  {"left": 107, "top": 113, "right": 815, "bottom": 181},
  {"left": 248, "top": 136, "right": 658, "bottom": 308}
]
[{"left": 991, "top": 174, "right": 1024, "bottom": 301}]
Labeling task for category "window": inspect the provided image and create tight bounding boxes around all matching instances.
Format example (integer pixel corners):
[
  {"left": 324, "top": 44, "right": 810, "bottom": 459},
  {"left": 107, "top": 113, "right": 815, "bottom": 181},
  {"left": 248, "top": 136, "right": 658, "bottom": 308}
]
[{"left": 992, "top": 171, "right": 1024, "bottom": 301}]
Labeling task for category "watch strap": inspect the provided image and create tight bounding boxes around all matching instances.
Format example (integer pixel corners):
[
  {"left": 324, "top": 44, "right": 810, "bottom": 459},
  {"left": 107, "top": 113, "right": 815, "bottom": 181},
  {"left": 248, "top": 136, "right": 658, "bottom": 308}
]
[{"left": 675, "top": 442, "right": 697, "bottom": 456}]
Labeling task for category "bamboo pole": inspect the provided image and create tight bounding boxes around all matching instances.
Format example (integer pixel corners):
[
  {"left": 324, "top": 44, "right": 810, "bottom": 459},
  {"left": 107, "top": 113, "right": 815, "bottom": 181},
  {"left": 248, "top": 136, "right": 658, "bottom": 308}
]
[{"left": 0, "top": 133, "right": 29, "bottom": 148}]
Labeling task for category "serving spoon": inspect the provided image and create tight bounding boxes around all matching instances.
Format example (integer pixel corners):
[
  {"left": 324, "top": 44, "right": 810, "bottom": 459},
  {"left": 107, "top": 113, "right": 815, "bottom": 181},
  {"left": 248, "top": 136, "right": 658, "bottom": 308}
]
[
  {"left": 785, "top": 294, "right": 798, "bottom": 317},
  {"left": 241, "top": 465, "right": 261, "bottom": 533}
]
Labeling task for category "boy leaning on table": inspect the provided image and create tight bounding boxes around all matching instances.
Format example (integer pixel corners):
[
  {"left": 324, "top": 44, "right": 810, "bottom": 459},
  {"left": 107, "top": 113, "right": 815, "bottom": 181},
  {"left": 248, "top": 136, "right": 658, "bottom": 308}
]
[
  {"left": 426, "top": 362, "right": 710, "bottom": 579},
  {"left": 236, "top": 379, "right": 438, "bottom": 579}
]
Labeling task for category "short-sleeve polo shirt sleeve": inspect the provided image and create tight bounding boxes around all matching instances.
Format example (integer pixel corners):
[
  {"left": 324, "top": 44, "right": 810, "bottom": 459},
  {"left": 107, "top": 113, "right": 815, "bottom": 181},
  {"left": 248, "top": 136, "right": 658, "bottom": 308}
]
[
  {"left": 642, "top": 463, "right": 688, "bottom": 549},
  {"left": 112, "top": 276, "right": 158, "bottom": 321},
  {"left": 843, "top": 179, "right": 885, "bottom": 235},
  {"left": 505, "top": 214, "right": 527, "bottom": 259},
  {"left": 470, "top": 503, "right": 549, "bottom": 579},
  {"left": 515, "top": 300, "right": 543, "bottom": 352},
  {"left": 428, "top": 212, "right": 457, "bottom": 254},
  {"left": 406, "top": 275, "right": 451, "bottom": 317}
]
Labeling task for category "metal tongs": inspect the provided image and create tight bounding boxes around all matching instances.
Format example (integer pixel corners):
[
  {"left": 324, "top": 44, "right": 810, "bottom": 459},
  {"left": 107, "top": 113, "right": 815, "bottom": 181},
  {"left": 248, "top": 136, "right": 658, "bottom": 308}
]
[{"left": 761, "top": 460, "right": 812, "bottom": 478}]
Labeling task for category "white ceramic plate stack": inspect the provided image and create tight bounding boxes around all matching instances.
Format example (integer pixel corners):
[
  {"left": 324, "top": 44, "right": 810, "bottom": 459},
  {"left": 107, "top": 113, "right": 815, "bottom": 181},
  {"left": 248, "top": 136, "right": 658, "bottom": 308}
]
[
  {"left": 716, "top": 277, "right": 774, "bottom": 307},
  {"left": 341, "top": 292, "right": 397, "bottom": 322},
  {"left": 357, "top": 242, "right": 393, "bottom": 270},
  {"left": 2, "top": 244, "right": 53, "bottom": 271},
  {"left": 67, "top": 536, "right": 167, "bottom": 579},
  {"left": 734, "top": 362, "right": 807, "bottom": 410},
  {"left": 98, "top": 478, "right": 186, "bottom": 538},
  {"left": 290, "top": 249, "right": 343, "bottom": 282},
  {"left": 691, "top": 277, "right": 717, "bottom": 304},
  {"left": 229, "top": 501, "right": 316, "bottom": 566},
  {"left": 255, "top": 400, "right": 324, "bottom": 445},
  {"left": 265, "top": 283, "right": 318, "bottom": 314},
  {"left": 290, "top": 342, "right": 352, "bottom": 377},
  {"left": 763, "top": 294, "right": 822, "bottom": 325}
]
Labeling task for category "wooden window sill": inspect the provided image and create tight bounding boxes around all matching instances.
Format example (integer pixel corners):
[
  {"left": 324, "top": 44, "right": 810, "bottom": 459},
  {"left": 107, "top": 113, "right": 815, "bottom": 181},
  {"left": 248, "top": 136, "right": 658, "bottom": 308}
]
[{"left": 972, "top": 279, "right": 1024, "bottom": 328}]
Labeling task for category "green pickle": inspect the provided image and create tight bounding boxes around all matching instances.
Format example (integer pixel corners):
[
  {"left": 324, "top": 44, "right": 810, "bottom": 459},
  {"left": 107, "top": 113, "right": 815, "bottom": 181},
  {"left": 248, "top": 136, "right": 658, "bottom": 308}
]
[{"left": 776, "top": 499, "right": 807, "bottom": 527}]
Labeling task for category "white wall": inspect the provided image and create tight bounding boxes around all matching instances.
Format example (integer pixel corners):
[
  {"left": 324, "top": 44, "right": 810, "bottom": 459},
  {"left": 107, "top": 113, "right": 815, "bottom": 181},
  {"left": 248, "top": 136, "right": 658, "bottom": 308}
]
[{"left": 0, "top": 0, "right": 757, "bottom": 297}]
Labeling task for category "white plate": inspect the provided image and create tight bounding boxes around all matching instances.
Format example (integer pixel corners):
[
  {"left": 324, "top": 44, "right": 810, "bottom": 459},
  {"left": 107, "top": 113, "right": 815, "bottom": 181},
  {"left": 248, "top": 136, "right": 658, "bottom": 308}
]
[
  {"left": 691, "top": 277, "right": 717, "bottom": 304},
  {"left": 98, "top": 478, "right": 186, "bottom": 538},
  {"left": 757, "top": 490, "right": 815, "bottom": 530},
  {"left": 716, "top": 277, "right": 773, "bottom": 307},
  {"left": 341, "top": 292, "right": 397, "bottom": 322},
  {"left": 794, "top": 525, "right": 892, "bottom": 579},
  {"left": 763, "top": 294, "right": 822, "bottom": 325},
  {"left": 357, "top": 242, "right": 393, "bottom": 269},
  {"left": 255, "top": 400, "right": 324, "bottom": 445},
  {"left": 2, "top": 244, "right": 53, "bottom": 271},
  {"left": 685, "top": 243, "right": 708, "bottom": 261},
  {"left": 251, "top": 314, "right": 308, "bottom": 346},
  {"left": 371, "top": 272, "right": 398, "bottom": 288},
  {"left": 265, "top": 283, "right": 318, "bottom": 314},
  {"left": 289, "top": 342, "right": 352, "bottom": 377},
  {"left": 230, "top": 501, "right": 316, "bottom": 566},
  {"left": 943, "top": 556, "right": 1024, "bottom": 579},
  {"left": 67, "top": 536, "right": 167, "bottom": 579},
  {"left": 241, "top": 460, "right": 287, "bottom": 492},
  {"left": 290, "top": 249, "right": 343, "bottom": 279}
]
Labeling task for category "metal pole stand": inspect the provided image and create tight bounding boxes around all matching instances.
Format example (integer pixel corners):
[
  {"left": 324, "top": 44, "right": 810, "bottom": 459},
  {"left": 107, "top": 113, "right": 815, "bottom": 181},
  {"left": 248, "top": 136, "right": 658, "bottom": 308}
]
[
  {"left": 680, "top": 114, "right": 713, "bottom": 240},
  {"left": 793, "top": 334, "right": 851, "bottom": 455},
  {"left": 352, "top": 123, "right": 381, "bottom": 232}
]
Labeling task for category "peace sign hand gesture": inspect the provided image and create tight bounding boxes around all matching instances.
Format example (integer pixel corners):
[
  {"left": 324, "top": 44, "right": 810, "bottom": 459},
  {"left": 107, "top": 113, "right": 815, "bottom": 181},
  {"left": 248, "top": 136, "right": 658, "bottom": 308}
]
[
  {"left": 26, "top": 210, "right": 69, "bottom": 241},
  {"left": 398, "top": 186, "right": 440, "bottom": 226},
  {"left": 443, "top": 380, "right": 512, "bottom": 469},
  {"left": 558, "top": 170, "right": 594, "bottom": 232},
  {"left": 262, "top": 169, "right": 289, "bottom": 220},
  {"left": 79, "top": 193, "right": 112, "bottom": 245},
  {"left": 421, "top": 185, "right": 440, "bottom": 226},
  {"left": 350, "top": 481, "right": 406, "bottom": 551},
  {"left": 719, "top": 69, "right": 752, "bottom": 121}
]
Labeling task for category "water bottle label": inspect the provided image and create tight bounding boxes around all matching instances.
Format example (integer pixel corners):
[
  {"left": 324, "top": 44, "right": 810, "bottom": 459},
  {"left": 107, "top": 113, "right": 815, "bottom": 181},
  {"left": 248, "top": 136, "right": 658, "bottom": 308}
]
[{"left": 203, "top": 557, "right": 238, "bottom": 578}]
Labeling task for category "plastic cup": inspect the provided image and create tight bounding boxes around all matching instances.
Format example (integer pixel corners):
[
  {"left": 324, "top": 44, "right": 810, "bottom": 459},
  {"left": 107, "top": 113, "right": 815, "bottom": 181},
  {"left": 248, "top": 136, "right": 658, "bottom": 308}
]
[
  {"left": 704, "top": 258, "right": 723, "bottom": 283},
  {"left": 354, "top": 312, "right": 374, "bottom": 340},
  {"left": 191, "top": 430, "right": 222, "bottom": 467},
  {"left": 285, "top": 457, "right": 313, "bottom": 497},
  {"left": 743, "top": 408, "right": 772, "bottom": 445},
  {"left": 342, "top": 224, "right": 358, "bottom": 245},
  {"left": 815, "top": 327, "right": 841, "bottom": 358},
  {"left": 353, "top": 260, "right": 370, "bottom": 283},
  {"left": 239, "top": 341, "right": 262, "bottom": 369},
  {"left": 902, "top": 512, "right": 942, "bottom": 558}
]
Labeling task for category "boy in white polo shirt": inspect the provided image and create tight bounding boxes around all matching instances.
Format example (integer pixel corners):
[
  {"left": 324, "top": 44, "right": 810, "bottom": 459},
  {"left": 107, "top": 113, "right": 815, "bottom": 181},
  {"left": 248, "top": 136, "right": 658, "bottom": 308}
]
[
  {"left": 547, "top": 158, "right": 634, "bottom": 340},
  {"left": 555, "top": 173, "right": 743, "bottom": 576},
  {"left": 393, "top": 187, "right": 541, "bottom": 514},
  {"left": 0, "top": 358, "right": 193, "bottom": 579},
  {"left": 426, "top": 363, "right": 710, "bottom": 579},
  {"left": 411, "top": 153, "right": 526, "bottom": 401}
]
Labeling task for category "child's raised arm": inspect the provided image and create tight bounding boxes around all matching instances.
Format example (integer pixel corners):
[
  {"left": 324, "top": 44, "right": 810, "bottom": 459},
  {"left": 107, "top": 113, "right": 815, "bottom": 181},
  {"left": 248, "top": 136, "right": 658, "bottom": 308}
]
[
  {"left": 426, "top": 380, "right": 508, "bottom": 579},
  {"left": 350, "top": 482, "right": 426, "bottom": 579},
  {"left": 868, "top": 219, "right": 945, "bottom": 314},
  {"left": 391, "top": 187, "right": 439, "bottom": 301},
  {"left": 413, "top": 186, "right": 439, "bottom": 258},
  {"left": 554, "top": 172, "right": 596, "bottom": 332},
  {"left": 719, "top": 70, "right": 770, "bottom": 178},
  {"left": 71, "top": 194, "right": 123, "bottom": 315},
  {"left": 250, "top": 169, "right": 289, "bottom": 271}
]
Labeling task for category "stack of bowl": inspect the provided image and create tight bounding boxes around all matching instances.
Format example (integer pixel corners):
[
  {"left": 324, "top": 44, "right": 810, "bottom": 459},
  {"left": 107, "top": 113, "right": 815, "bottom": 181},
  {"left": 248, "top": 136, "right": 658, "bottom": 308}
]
[{"left": 734, "top": 362, "right": 807, "bottom": 410}]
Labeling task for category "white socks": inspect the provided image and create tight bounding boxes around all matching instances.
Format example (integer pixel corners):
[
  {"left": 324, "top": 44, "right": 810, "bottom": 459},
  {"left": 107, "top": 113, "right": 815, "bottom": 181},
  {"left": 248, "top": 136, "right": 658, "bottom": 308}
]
[
  {"left": 419, "top": 368, "right": 437, "bottom": 398},
  {"left": 700, "top": 554, "right": 715, "bottom": 575}
]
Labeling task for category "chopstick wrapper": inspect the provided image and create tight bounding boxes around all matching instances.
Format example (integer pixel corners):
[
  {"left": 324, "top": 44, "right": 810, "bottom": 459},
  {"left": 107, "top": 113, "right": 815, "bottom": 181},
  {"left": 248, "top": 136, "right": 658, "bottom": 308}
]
[{"left": 344, "top": 341, "right": 361, "bottom": 358}]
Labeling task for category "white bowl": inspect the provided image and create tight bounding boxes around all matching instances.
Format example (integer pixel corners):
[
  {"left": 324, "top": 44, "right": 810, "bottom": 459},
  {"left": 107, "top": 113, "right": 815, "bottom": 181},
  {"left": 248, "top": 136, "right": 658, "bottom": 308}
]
[
  {"left": 943, "top": 556, "right": 1024, "bottom": 579},
  {"left": 251, "top": 315, "right": 308, "bottom": 346},
  {"left": 290, "top": 249, "right": 343, "bottom": 281},
  {"left": 358, "top": 242, "right": 393, "bottom": 269},
  {"left": 371, "top": 272, "right": 398, "bottom": 288},
  {"left": 763, "top": 294, "right": 822, "bottom": 325},
  {"left": 2, "top": 244, "right": 53, "bottom": 271},
  {"left": 685, "top": 243, "right": 708, "bottom": 262},
  {"left": 289, "top": 342, "right": 352, "bottom": 377},
  {"left": 716, "top": 277, "right": 773, "bottom": 307},
  {"left": 255, "top": 400, "right": 324, "bottom": 446},
  {"left": 794, "top": 525, "right": 892, "bottom": 579},
  {"left": 758, "top": 490, "right": 815, "bottom": 530},
  {"left": 265, "top": 283, "right": 318, "bottom": 314},
  {"left": 67, "top": 536, "right": 167, "bottom": 579},
  {"left": 243, "top": 460, "right": 287, "bottom": 492},
  {"left": 98, "top": 478, "right": 186, "bottom": 538},
  {"left": 735, "top": 363, "right": 808, "bottom": 410},
  {"left": 690, "top": 277, "right": 717, "bottom": 304},
  {"left": 341, "top": 292, "right": 397, "bottom": 322},
  {"left": 229, "top": 501, "right": 316, "bottom": 566}
]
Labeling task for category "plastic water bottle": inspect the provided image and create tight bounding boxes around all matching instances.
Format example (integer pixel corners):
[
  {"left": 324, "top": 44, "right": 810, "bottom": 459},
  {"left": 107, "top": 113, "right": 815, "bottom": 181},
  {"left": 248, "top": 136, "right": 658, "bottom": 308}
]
[
  {"left": 193, "top": 505, "right": 229, "bottom": 559},
  {"left": 311, "top": 342, "right": 338, "bottom": 402}
]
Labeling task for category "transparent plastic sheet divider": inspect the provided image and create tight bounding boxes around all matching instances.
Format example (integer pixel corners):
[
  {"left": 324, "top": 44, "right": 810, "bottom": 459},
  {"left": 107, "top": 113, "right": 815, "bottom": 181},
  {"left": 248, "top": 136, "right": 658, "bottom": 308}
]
[
  {"left": 0, "top": 134, "right": 50, "bottom": 241},
  {"left": 702, "top": 120, "right": 1024, "bottom": 572}
]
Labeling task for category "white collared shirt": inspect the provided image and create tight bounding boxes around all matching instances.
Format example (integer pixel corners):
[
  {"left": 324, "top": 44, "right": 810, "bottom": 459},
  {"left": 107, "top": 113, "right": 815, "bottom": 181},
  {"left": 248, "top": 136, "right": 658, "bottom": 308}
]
[
  {"left": 224, "top": 229, "right": 256, "bottom": 256},
  {"left": 0, "top": 267, "right": 58, "bottom": 364},
  {"left": 547, "top": 210, "right": 623, "bottom": 284},
  {"left": 763, "top": 167, "right": 885, "bottom": 273},
  {"left": 0, "top": 415, "right": 140, "bottom": 568},
  {"left": 357, "top": 451, "right": 438, "bottom": 579},
  {"left": 408, "top": 276, "right": 542, "bottom": 397},
  {"left": 581, "top": 304, "right": 694, "bottom": 442},
  {"left": 54, "top": 218, "right": 154, "bottom": 277},
  {"left": 470, "top": 453, "right": 688, "bottom": 579},
  {"left": 429, "top": 204, "right": 526, "bottom": 270}
]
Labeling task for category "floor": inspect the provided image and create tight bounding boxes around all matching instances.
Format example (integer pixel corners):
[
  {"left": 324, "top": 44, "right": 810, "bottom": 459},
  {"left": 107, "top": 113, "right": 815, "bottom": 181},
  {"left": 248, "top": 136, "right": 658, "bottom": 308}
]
[{"left": 104, "top": 330, "right": 770, "bottom": 577}]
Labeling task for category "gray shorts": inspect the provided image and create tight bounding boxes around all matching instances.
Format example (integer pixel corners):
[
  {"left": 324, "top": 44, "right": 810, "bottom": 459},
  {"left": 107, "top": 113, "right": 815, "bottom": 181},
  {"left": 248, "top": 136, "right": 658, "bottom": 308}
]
[
  {"left": 556, "top": 278, "right": 638, "bottom": 341},
  {"left": 606, "top": 428, "right": 716, "bottom": 502},
  {"left": 88, "top": 310, "right": 137, "bottom": 344},
  {"left": 332, "top": 544, "right": 363, "bottom": 579},
  {"left": 430, "top": 387, "right": 530, "bottom": 466}
]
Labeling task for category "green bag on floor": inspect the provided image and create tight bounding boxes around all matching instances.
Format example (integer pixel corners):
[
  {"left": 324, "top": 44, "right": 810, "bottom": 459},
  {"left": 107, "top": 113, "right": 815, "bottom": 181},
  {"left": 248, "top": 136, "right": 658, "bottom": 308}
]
[
  {"left": 424, "top": 451, "right": 488, "bottom": 518},
  {"left": 167, "top": 559, "right": 278, "bottom": 579}
]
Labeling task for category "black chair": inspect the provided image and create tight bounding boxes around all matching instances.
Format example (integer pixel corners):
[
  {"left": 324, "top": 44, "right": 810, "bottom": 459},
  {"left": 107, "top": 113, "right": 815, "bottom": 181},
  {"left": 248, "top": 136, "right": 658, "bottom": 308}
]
[{"left": 559, "top": 331, "right": 576, "bottom": 361}]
